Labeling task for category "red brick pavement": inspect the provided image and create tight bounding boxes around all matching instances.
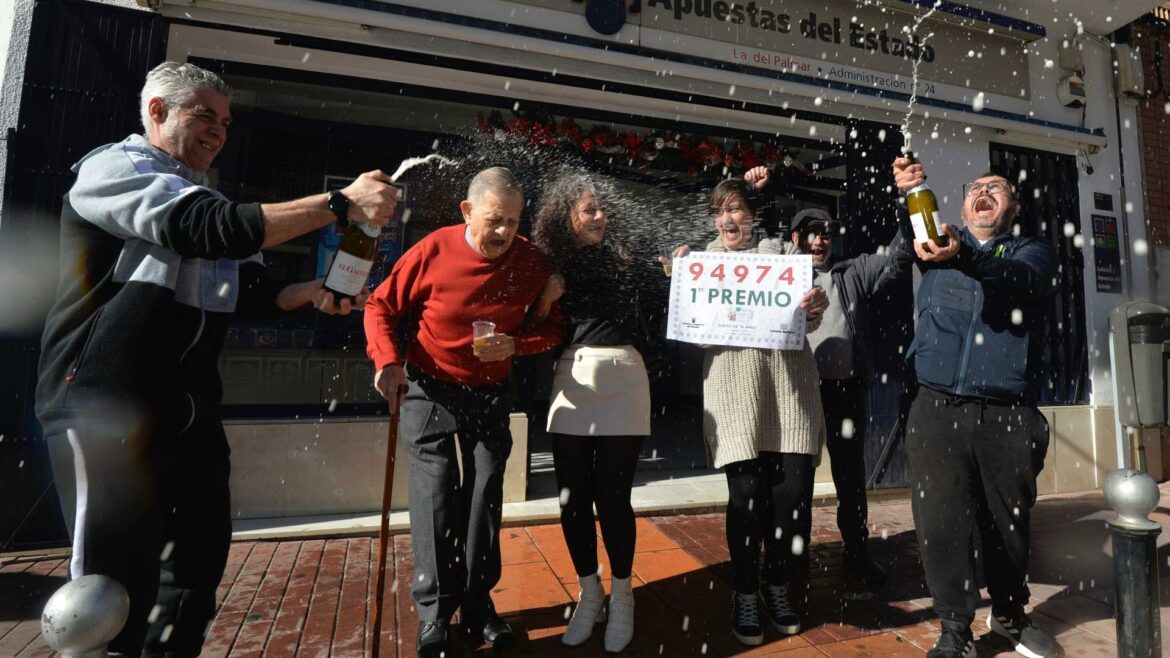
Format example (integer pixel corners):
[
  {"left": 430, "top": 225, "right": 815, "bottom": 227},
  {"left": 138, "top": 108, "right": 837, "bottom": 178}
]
[{"left": 4, "top": 486, "right": 1168, "bottom": 657}]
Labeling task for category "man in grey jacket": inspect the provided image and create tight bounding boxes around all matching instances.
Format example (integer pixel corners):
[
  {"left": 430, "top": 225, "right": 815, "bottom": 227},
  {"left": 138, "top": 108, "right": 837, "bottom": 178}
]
[
  {"left": 745, "top": 167, "right": 909, "bottom": 595},
  {"left": 789, "top": 207, "right": 908, "bottom": 595},
  {"left": 36, "top": 62, "right": 398, "bottom": 657}
]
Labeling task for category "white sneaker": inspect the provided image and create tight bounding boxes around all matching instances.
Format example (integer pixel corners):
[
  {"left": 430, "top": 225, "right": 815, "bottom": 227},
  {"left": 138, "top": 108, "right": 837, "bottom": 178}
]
[
  {"left": 562, "top": 574, "right": 606, "bottom": 646},
  {"left": 604, "top": 576, "right": 635, "bottom": 652},
  {"left": 988, "top": 608, "right": 1056, "bottom": 658}
]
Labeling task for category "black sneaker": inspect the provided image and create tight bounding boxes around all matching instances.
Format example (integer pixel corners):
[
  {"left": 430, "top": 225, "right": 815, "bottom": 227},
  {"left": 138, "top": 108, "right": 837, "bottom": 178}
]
[
  {"left": 731, "top": 591, "right": 763, "bottom": 646},
  {"left": 988, "top": 607, "right": 1056, "bottom": 658},
  {"left": 417, "top": 619, "right": 451, "bottom": 658},
  {"left": 759, "top": 583, "right": 801, "bottom": 635},
  {"left": 927, "top": 622, "right": 975, "bottom": 658},
  {"left": 842, "top": 546, "right": 887, "bottom": 599}
]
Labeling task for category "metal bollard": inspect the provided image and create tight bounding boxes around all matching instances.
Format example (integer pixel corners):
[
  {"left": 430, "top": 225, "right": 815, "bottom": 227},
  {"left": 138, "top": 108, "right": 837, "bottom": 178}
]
[
  {"left": 41, "top": 574, "right": 129, "bottom": 658},
  {"left": 1104, "top": 468, "right": 1163, "bottom": 658}
]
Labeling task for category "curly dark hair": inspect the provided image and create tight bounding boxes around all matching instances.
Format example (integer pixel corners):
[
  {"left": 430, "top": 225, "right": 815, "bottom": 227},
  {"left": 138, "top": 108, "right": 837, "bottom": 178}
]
[{"left": 532, "top": 172, "right": 625, "bottom": 271}]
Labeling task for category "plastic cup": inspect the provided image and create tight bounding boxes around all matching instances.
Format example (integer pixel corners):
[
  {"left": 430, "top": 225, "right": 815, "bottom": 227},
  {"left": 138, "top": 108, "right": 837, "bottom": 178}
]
[
  {"left": 657, "top": 244, "right": 676, "bottom": 277},
  {"left": 472, "top": 320, "right": 495, "bottom": 356}
]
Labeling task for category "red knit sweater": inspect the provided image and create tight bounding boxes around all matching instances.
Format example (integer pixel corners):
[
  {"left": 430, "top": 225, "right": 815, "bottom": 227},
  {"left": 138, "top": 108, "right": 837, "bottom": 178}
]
[{"left": 364, "top": 224, "right": 563, "bottom": 386}]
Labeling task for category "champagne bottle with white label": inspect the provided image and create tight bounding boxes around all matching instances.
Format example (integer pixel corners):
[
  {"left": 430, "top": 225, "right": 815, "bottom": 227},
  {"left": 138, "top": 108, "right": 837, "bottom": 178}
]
[
  {"left": 323, "top": 221, "right": 380, "bottom": 302},
  {"left": 902, "top": 155, "right": 949, "bottom": 249}
]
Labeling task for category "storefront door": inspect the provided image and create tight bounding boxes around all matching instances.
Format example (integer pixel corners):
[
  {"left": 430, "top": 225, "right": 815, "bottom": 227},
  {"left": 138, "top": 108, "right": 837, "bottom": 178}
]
[{"left": 1, "top": 0, "right": 165, "bottom": 551}]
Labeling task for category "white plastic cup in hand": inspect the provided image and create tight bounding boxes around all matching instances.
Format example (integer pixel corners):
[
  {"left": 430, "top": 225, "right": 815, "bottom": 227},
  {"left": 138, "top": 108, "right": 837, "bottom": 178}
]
[
  {"left": 472, "top": 320, "right": 496, "bottom": 356},
  {"left": 657, "top": 244, "right": 676, "bottom": 277}
]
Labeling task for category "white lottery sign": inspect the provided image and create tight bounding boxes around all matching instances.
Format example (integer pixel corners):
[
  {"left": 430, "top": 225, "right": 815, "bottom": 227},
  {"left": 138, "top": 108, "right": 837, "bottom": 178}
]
[{"left": 666, "top": 252, "right": 813, "bottom": 350}]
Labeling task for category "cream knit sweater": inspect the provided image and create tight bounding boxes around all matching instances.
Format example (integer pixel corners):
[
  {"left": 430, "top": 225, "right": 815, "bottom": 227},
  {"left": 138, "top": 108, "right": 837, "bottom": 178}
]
[{"left": 701, "top": 236, "right": 827, "bottom": 468}]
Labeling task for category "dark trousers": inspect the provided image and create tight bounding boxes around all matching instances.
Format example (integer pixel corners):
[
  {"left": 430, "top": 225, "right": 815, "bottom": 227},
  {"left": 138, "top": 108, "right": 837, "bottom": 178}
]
[
  {"left": 819, "top": 377, "right": 870, "bottom": 551},
  {"left": 724, "top": 451, "right": 814, "bottom": 594},
  {"left": 905, "top": 386, "right": 1050, "bottom": 625},
  {"left": 551, "top": 434, "right": 644, "bottom": 579},
  {"left": 400, "top": 368, "right": 513, "bottom": 623},
  {"left": 47, "top": 415, "right": 232, "bottom": 658}
]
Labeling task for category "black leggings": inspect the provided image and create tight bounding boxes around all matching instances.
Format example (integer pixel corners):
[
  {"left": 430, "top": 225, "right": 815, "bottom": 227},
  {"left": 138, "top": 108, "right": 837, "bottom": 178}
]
[
  {"left": 725, "top": 451, "right": 814, "bottom": 594},
  {"left": 551, "top": 434, "right": 644, "bottom": 579}
]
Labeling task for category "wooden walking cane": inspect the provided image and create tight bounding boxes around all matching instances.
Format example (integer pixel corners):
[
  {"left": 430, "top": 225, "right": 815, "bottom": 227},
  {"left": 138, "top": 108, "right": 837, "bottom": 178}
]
[{"left": 372, "top": 384, "right": 409, "bottom": 658}]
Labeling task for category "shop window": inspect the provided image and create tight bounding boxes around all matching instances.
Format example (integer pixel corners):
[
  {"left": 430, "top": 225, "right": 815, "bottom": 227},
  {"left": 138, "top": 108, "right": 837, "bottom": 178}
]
[{"left": 211, "top": 72, "right": 851, "bottom": 418}]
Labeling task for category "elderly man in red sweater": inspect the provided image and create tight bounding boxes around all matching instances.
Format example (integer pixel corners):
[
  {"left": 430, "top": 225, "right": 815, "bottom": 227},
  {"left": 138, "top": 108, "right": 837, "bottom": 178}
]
[{"left": 365, "top": 166, "right": 563, "bottom": 657}]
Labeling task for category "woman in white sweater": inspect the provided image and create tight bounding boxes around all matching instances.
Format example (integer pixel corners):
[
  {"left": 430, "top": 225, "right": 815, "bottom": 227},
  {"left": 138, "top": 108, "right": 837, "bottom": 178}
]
[{"left": 667, "top": 173, "right": 828, "bottom": 646}]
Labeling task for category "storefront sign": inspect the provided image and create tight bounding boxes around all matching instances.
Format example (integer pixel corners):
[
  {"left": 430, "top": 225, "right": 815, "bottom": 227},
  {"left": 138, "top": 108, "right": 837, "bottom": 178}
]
[
  {"left": 666, "top": 252, "right": 812, "bottom": 350},
  {"left": 638, "top": 0, "right": 1029, "bottom": 99},
  {"left": 1091, "top": 214, "right": 1123, "bottom": 294},
  {"left": 510, "top": 0, "right": 1031, "bottom": 100}
]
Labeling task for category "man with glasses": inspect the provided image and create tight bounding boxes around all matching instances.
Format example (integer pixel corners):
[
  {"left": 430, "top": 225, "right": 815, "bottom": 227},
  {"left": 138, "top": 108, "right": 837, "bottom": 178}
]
[
  {"left": 892, "top": 157, "right": 1057, "bottom": 658},
  {"left": 785, "top": 204, "right": 908, "bottom": 597}
]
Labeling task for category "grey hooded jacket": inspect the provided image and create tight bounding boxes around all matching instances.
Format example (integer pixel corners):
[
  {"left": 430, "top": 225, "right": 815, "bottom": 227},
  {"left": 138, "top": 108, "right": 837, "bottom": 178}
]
[
  {"left": 817, "top": 229, "right": 913, "bottom": 385},
  {"left": 37, "top": 134, "right": 267, "bottom": 438}
]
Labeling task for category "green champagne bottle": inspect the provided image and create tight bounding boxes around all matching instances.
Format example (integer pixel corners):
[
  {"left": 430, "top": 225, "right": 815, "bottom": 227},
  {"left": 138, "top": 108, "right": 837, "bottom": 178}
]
[{"left": 903, "top": 154, "right": 949, "bottom": 248}]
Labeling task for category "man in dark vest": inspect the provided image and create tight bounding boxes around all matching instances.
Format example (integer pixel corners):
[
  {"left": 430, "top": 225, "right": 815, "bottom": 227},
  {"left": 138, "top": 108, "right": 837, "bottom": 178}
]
[{"left": 892, "top": 156, "right": 1057, "bottom": 658}]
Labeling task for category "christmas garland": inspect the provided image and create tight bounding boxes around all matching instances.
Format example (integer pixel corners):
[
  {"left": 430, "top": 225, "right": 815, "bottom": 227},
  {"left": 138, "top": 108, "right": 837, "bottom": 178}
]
[{"left": 475, "top": 110, "right": 808, "bottom": 178}]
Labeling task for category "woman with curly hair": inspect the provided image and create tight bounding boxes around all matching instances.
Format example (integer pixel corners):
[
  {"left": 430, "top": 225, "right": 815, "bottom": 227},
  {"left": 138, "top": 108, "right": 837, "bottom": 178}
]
[{"left": 530, "top": 172, "right": 652, "bottom": 653}]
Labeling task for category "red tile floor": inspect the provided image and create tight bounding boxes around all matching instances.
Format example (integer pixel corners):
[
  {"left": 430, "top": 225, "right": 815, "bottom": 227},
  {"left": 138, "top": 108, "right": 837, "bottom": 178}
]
[{"left": 4, "top": 484, "right": 1170, "bottom": 657}]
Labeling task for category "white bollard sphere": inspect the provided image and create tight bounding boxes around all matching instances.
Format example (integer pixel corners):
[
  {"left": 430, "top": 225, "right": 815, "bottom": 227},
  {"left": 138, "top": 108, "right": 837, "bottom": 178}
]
[
  {"left": 41, "top": 574, "right": 129, "bottom": 657},
  {"left": 1104, "top": 468, "right": 1162, "bottom": 531}
]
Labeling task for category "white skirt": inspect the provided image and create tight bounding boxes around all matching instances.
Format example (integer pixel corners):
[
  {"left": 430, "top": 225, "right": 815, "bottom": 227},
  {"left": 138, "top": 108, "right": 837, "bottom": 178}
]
[{"left": 546, "top": 344, "right": 651, "bottom": 436}]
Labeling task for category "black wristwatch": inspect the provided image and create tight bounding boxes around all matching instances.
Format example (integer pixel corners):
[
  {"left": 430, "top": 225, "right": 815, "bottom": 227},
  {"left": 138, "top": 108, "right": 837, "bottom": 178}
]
[{"left": 327, "top": 190, "right": 350, "bottom": 224}]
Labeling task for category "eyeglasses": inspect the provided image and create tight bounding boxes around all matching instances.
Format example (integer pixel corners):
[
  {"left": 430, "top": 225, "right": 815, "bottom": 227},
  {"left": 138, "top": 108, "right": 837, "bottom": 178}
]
[
  {"left": 710, "top": 204, "right": 746, "bottom": 217},
  {"left": 801, "top": 222, "right": 840, "bottom": 237},
  {"left": 963, "top": 181, "right": 1013, "bottom": 197}
]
